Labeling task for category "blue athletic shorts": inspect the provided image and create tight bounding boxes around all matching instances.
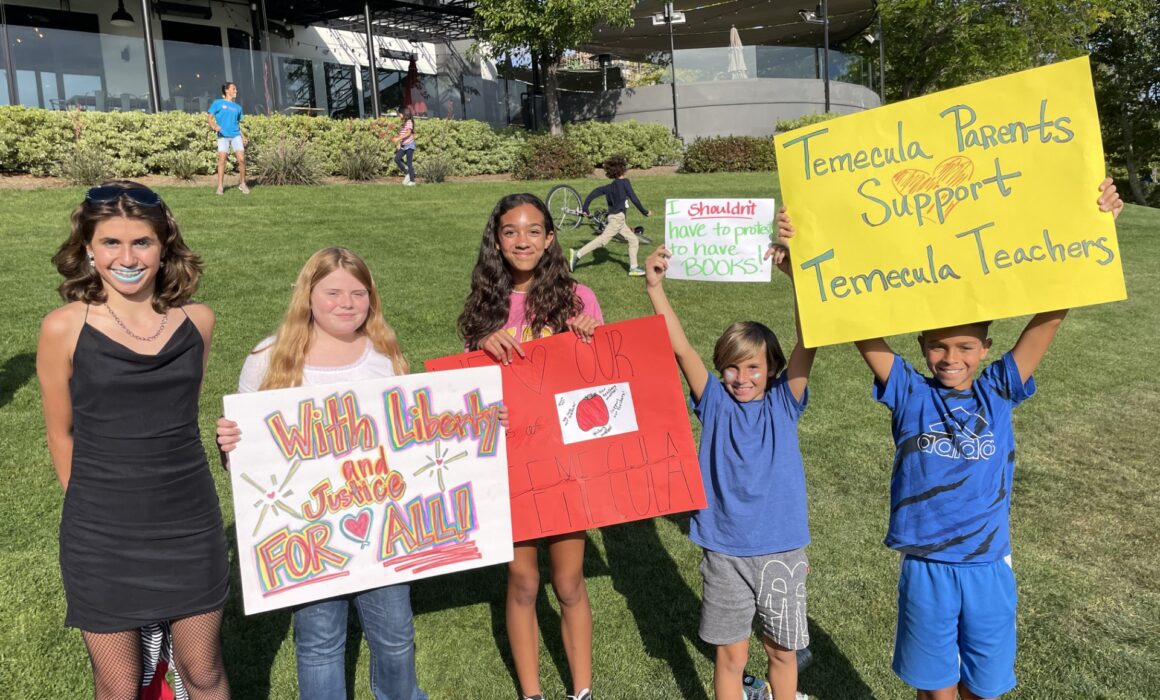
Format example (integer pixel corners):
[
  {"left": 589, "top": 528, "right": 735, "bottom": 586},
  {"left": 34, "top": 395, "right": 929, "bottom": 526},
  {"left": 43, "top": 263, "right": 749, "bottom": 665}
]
[{"left": 893, "top": 554, "right": 1017, "bottom": 697}]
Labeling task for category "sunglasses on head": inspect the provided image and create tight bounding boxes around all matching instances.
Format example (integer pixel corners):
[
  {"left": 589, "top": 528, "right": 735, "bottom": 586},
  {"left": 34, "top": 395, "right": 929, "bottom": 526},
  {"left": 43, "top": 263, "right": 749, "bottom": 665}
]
[{"left": 85, "top": 185, "right": 163, "bottom": 207}]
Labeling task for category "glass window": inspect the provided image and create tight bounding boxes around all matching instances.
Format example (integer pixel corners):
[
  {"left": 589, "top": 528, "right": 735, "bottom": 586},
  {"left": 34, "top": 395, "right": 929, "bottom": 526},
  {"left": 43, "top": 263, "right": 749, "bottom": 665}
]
[
  {"left": 278, "top": 57, "right": 316, "bottom": 109},
  {"left": 161, "top": 21, "right": 227, "bottom": 114},
  {"left": 324, "top": 62, "right": 357, "bottom": 118},
  {"left": 360, "top": 66, "right": 402, "bottom": 115}
]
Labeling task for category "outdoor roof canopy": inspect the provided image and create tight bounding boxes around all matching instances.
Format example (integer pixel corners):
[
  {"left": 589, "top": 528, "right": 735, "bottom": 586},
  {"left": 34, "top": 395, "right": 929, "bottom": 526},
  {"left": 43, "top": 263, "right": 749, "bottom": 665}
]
[
  {"left": 583, "top": 0, "right": 877, "bottom": 60},
  {"left": 262, "top": 0, "right": 475, "bottom": 41}
]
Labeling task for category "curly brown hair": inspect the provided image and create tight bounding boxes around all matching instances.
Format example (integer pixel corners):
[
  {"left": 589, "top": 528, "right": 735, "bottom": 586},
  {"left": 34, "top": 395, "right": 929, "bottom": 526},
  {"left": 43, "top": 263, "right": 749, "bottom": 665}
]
[
  {"left": 603, "top": 154, "right": 628, "bottom": 179},
  {"left": 52, "top": 180, "right": 202, "bottom": 312},
  {"left": 458, "top": 193, "right": 583, "bottom": 349}
]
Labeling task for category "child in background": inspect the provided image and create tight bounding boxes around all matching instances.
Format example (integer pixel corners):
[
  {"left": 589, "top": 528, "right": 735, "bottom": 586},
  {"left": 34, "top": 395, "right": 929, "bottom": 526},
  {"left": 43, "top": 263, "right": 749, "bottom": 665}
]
[
  {"left": 457, "top": 193, "right": 601, "bottom": 700},
  {"left": 642, "top": 212, "right": 814, "bottom": 700},
  {"left": 809, "top": 177, "right": 1122, "bottom": 700},
  {"left": 392, "top": 107, "right": 417, "bottom": 186},
  {"left": 570, "top": 154, "right": 651, "bottom": 276}
]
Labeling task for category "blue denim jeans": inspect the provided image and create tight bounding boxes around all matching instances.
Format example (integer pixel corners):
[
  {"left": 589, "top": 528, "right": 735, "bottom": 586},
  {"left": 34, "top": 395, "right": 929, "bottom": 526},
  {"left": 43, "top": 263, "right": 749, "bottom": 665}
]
[
  {"left": 294, "top": 584, "right": 427, "bottom": 700},
  {"left": 394, "top": 146, "right": 414, "bottom": 180}
]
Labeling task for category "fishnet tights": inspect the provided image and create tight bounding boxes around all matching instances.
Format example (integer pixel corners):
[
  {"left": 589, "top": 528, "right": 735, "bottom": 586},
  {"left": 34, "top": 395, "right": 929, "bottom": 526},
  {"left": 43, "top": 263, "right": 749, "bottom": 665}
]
[{"left": 82, "top": 609, "right": 230, "bottom": 700}]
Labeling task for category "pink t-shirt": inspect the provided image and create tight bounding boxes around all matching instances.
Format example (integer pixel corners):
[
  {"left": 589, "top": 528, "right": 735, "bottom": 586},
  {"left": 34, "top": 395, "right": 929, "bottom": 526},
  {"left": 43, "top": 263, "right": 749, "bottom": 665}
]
[{"left": 502, "top": 283, "right": 602, "bottom": 343}]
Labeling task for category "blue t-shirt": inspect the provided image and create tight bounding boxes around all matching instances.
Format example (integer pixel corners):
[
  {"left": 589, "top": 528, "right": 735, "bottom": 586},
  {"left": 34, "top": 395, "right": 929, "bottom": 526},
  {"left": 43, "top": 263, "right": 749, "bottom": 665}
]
[
  {"left": 208, "top": 99, "right": 243, "bottom": 138},
  {"left": 874, "top": 352, "right": 1035, "bottom": 563},
  {"left": 690, "top": 373, "right": 810, "bottom": 556}
]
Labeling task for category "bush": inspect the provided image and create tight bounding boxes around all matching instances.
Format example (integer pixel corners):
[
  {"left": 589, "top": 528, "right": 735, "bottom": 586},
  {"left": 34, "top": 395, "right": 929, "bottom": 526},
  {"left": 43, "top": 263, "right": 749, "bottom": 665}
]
[
  {"left": 164, "top": 150, "right": 205, "bottom": 180},
  {"left": 0, "top": 107, "right": 676, "bottom": 178},
  {"left": 416, "top": 153, "right": 456, "bottom": 183},
  {"left": 337, "top": 133, "right": 384, "bottom": 181},
  {"left": 774, "top": 112, "right": 841, "bottom": 133},
  {"left": 254, "top": 138, "right": 322, "bottom": 186},
  {"left": 512, "top": 135, "right": 591, "bottom": 181},
  {"left": 679, "top": 136, "right": 776, "bottom": 173},
  {"left": 565, "top": 120, "right": 684, "bottom": 169},
  {"left": 59, "top": 141, "right": 114, "bottom": 185}
]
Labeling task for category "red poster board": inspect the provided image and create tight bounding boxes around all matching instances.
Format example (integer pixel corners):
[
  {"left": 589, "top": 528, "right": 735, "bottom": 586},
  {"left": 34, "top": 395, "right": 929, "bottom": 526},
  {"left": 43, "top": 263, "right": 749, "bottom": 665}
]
[{"left": 425, "top": 316, "right": 706, "bottom": 541}]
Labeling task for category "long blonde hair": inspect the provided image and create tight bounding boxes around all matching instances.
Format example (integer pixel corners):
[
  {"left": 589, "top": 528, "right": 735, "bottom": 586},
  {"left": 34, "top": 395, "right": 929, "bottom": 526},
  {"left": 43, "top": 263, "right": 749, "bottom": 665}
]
[{"left": 259, "top": 247, "right": 408, "bottom": 389}]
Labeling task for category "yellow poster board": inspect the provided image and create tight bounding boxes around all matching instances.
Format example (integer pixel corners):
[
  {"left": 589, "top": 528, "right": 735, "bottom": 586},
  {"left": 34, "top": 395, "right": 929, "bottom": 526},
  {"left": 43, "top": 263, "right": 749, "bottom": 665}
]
[{"left": 774, "top": 57, "right": 1125, "bottom": 347}]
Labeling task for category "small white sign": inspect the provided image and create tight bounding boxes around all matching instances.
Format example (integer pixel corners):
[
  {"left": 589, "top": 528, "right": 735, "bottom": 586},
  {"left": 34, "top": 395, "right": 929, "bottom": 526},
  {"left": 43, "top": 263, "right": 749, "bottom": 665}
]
[
  {"left": 664, "top": 198, "right": 777, "bottom": 282},
  {"left": 554, "top": 382, "right": 639, "bottom": 445}
]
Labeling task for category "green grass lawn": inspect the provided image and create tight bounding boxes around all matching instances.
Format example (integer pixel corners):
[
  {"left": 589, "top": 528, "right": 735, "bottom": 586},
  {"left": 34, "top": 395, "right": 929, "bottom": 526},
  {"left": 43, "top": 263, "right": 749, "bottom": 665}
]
[{"left": 1, "top": 174, "right": 1157, "bottom": 699}]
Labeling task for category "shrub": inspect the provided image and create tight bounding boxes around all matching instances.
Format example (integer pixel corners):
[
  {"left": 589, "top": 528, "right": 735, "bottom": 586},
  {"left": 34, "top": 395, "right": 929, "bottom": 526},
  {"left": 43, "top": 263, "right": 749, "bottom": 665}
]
[
  {"left": 164, "top": 150, "right": 205, "bottom": 180},
  {"left": 254, "top": 137, "right": 322, "bottom": 186},
  {"left": 416, "top": 153, "right": 456, "bottom": 183},
  {"left": 59, "top": 141, "right": 114, "bottom": 185},
  {"left": 337, "top": 132, "right": 384, "bottom": 181},
  {"left": 512, "top": 135, "right": 591, "bottom": 180},
  {"left": 565, "top": 120, "right": 684, "bottom": 169},
  {"left": 774, "top": 112, "right": 841, "bottom": 133},
  {"left": 679, "top": 136, "right": 776, "bottom": 173}
]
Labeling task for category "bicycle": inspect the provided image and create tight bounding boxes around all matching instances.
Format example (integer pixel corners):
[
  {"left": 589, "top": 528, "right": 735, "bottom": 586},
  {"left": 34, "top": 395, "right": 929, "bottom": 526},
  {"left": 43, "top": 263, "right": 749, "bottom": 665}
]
[{"left": 546, "top": 184, "right": 653, "bottom": 245}]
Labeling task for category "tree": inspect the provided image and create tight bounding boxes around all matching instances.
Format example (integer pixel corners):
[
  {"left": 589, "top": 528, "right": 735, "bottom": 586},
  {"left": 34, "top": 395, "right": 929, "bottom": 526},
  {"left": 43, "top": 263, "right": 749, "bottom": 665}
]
[
  {"left": 1090, "top": 0, "right": 1160, "bottom": 205},
  {"left": 472, "top": 0, "right": 635, "bottom": 135},
  {"left": 879, "top": 0, "right": 1112, "bottom": 100}
]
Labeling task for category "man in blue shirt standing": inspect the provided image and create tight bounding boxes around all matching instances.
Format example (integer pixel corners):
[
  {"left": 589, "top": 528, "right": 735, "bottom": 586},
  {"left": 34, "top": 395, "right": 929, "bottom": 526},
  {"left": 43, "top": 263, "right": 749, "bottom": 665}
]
[{"left": 207, "top": 82, "right": 249, "bottom": 195}]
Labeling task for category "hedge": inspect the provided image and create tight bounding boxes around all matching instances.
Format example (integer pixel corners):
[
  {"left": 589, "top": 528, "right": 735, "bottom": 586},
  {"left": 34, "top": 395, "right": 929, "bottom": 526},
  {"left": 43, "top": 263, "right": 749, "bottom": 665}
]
[{"left": 0, "top": 106, "right": 683, "bottom": 179}]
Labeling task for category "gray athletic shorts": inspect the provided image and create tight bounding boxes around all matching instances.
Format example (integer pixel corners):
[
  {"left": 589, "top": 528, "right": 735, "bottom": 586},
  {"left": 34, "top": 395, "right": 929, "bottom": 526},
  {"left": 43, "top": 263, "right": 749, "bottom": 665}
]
[{"left": 699, "top": 547, "right": 810, "bottom": 649}]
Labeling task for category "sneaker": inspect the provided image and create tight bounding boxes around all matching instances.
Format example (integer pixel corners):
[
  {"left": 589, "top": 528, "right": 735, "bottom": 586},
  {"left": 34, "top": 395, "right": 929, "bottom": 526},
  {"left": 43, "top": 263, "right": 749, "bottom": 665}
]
[
  {"left": 238, "top": 183, "right": 251, "bottom": 194},
  {"left": 742, "top": 674, "right": 771, "bottom": 700},
  {"left": 405, "top": 179, "right": 417, "bottom": 186},
  {"left": 568, "top": 248, "right": 579, "bottom": 272},
  {"left": 215, "top": 186, "right": 224, "bottom": 195},
  {"left": 567, "top": 690, "right": 591, "bottom": 700},
  {"left": 628, "top": 266, "right": 646, "bottom": 277},
  {"left": 402, "top": 175, "right": 411, "bottom": 185},
  {"left": 796, "top": 646, "right": 813, "bottom": 672}
]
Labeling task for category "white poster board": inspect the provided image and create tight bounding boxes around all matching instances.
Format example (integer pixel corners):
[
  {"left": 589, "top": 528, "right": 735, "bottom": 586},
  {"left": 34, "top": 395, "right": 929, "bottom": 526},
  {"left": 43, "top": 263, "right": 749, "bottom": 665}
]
[
  {"left": 223, "top": 366, "right": 512, "bottom": 614},
  {"left": 663, "top": 198, "right": 777, "bottom": 282}
]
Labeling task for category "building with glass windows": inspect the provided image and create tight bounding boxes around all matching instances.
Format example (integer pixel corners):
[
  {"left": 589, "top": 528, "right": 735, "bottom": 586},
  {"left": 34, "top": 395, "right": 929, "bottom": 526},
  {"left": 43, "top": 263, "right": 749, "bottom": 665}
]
[{"left": 0, "top": 0, "right": 879, "bottom": 137}]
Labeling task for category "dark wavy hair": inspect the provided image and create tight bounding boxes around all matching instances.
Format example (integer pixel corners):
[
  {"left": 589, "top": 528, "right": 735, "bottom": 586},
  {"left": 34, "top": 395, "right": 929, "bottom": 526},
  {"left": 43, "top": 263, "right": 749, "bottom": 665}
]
[
  {"left": 603, "top": 154, "right": 628, "bottom": 179},
  {"left": 458, "top": 193, "right": 583, "bottom": 349},
  {"left": 52, "top": 180, "right": 203, "bottom": 312},
  {"left": 713, "top": 321, "right": 788, "bottom": 390}
]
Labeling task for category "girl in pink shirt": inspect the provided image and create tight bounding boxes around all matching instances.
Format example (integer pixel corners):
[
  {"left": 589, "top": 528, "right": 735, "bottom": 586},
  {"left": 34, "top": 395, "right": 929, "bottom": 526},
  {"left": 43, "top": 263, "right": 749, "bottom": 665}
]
[{"left": 457, "top": 193, "right": 601, "bottom": 700}]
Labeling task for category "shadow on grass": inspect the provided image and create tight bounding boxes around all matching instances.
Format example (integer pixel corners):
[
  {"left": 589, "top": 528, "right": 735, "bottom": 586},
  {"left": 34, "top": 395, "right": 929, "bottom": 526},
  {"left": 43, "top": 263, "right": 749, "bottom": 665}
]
[
  {"left": 801, "top": 619, "right": 877, "bottom": 699},
  {"left": 411, "top": 533, "right": 611, "bottom": 696},
  {"left": 221, "top": 527, "right": 292, "bottom": 698},
  {"left": 0, "top": 352, "right": 35, "bottom": 409},
  {"left": 603, "top": 518, "right": 713, "bottom": 699}
]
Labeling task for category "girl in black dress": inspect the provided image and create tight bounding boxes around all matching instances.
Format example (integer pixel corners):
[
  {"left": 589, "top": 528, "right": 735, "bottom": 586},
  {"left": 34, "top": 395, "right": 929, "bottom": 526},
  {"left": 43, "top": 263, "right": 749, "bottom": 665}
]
[{"left": 36, "top": 181, "right": 230, "bottom": 699}]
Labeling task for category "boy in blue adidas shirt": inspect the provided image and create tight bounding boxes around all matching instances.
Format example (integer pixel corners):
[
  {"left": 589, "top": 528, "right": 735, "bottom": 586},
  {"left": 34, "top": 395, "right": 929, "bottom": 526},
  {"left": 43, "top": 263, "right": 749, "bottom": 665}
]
[{"left": 843, "top": 178, "right": 1123, "bottom": 699}]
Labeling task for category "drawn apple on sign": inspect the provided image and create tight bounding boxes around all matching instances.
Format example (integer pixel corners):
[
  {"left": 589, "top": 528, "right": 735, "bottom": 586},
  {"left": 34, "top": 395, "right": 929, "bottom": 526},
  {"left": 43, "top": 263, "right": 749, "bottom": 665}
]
[{"left": 576, "top": 394, "right": 610, "bottom": 432}]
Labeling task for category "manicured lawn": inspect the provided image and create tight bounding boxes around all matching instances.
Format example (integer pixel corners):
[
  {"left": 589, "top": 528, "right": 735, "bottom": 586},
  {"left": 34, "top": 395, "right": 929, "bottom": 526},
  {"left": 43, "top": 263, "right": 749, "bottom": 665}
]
[{"left": 1, "top": 174, "right": 1156, "bottom": 699}]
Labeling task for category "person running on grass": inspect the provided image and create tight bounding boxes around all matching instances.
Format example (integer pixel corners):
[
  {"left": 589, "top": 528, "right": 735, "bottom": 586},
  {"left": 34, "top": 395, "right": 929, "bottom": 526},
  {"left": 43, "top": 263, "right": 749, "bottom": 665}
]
[{"left": 570, "top": 154, "right": 651, "bottom": 277}]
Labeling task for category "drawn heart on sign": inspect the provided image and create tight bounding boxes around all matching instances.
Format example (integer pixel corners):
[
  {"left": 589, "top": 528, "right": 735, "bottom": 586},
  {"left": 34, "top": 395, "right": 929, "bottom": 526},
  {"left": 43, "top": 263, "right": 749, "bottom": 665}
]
[
  {"left": 892, "top": 155, "right": 975, "bottom": 221},
  {"left": 508, "top": 345, "right": 548, "bottom": 394},
  {"left": 340, "top": 508, "right": 373, "bottom": 547}
]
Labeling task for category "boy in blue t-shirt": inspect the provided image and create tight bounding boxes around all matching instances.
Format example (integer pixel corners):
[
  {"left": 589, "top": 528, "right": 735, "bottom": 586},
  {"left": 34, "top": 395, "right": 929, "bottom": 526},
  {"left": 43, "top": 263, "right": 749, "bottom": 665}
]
[
  {"left": 643, "top": 214, "right": 815, "bottom": 700},
  {"left": 841, "top": 178, "right": 1123, "bottom": 700},
  {"left": 207, "top": 82, "right": 249, "bottom": 195}
]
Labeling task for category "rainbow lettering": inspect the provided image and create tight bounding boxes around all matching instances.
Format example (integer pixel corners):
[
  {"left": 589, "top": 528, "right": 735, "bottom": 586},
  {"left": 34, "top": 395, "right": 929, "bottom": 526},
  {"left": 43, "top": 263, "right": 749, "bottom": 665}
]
[
  {"left": 301, "top": 446, "right": 408, "bottom": 521},
  {"left": 380, "top": 482, "right": 477, "bottom": 562},
  {"left": 383, "top": 388, "right": 500, "bottom": 456},
  {"left": 254, "top": 522, "right": 351, "bottom": 592},
  {"left": 265, "top": 391, "right": 377, "bottom": 462}
]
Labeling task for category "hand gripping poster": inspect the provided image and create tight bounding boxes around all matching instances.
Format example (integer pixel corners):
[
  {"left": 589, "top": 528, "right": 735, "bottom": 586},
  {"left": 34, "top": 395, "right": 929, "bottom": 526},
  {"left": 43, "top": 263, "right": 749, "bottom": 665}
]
[
  {"left": 223, "top": 366, "right": 511, "bottom": 615},
  {"left": 426, "top": 316, "right": 707, "bottom": 542}
]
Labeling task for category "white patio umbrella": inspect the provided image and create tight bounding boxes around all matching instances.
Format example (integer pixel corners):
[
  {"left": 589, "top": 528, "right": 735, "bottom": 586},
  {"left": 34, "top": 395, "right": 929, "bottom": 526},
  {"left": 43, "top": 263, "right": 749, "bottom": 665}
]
[{"left": 727, "top": 25, "right": 749, "bottom": 79}]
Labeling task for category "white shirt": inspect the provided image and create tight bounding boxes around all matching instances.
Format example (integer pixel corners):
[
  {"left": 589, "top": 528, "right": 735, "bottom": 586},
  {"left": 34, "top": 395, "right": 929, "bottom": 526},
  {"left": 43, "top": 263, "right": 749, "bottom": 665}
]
[{"left": 237, "top": 335, "right": 397, "bottom": 392}]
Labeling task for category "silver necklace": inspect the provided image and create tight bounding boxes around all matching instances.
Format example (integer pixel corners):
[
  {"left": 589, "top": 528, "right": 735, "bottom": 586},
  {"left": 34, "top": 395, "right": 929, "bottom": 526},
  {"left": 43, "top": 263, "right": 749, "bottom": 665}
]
[{"left": 105, "top": 305, "right": 168, "bottom": 342}]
